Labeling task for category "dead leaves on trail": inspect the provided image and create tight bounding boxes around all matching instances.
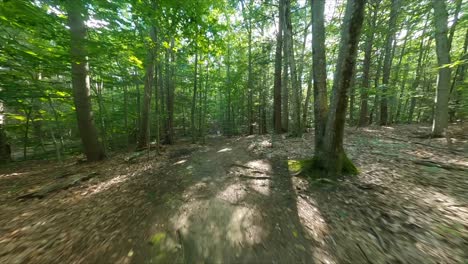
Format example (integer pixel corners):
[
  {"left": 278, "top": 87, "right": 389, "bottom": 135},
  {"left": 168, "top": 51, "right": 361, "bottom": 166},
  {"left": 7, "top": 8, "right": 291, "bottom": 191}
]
[{"left": 247, "top": 124, "right": 468, "bottom": 264}]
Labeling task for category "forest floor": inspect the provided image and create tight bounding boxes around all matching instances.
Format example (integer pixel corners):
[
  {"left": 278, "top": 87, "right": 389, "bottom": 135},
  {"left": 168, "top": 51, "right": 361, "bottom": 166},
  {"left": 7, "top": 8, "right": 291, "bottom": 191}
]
[{"left": 0, "top": 124, "right": 467, "bottom": 264}]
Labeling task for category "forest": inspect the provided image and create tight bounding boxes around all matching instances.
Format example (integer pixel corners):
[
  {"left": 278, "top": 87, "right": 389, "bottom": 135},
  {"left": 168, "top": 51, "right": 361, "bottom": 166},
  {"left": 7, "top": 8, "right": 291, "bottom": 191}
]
[{"left": 0, "top": 0, "right": 467, "bottom": 263}]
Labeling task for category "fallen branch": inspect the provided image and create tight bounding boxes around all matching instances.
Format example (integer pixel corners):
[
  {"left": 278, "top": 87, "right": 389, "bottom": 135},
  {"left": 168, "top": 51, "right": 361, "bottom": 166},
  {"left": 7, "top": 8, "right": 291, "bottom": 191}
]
[
  {"left": 370, "top": 151, "right": 468, "bottom": 172},
  {"left": 18, "top": 172, "right": 99, "bottom": 200},
  {"left": 412, "top": 159, "right": 468, "bottom": 172},
  {"left": 238, "top": 175, "right": 271, "bottom": 180}
]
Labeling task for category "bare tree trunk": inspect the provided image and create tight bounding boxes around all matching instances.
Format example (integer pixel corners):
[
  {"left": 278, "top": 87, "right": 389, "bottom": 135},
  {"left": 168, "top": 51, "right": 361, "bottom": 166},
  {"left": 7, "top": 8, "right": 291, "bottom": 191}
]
[
  {"left": 191, "top": 37, "right": 199, "bottom": 143},
  {"left": 322, "top": 0, "right": 366, "bottom": 178},
  {"left": 302, "top": 65, "right": 313, "bottom": 130},
  {"left": 449, "top": 29, "right": 468, "bottom": 121},
  {"left": 407, "top": 16, "right": 430, "bottom": 123},
  {"left": 379, "top": 0, "right": 400, "bottom": 125},
  {"left": 358, "top": 1, "right": 379, "bottom": 127},
  {"left": 431, "top": 0, "right": 451, "bottom": 137},
  {"left": 165, "top": 38, "right": 175, "bottom": 144},
  {"left": 448, "top": 0, "right": 462, "bottom": 51},
  {"left": 137, "top": 27, "right": 157, "bottom": 149},
  {"left": 273, "top": 0, "right": 284, "bottom": 134},
  {"left": 284, "top": 0, "right": 301, "bottom": 137},
  {"left": 282, "top": 33, "right": 289, "bottom": 132},
  {"left": 311, "top": 0, "right": 328, "bottom": 152},
  {"left": 66, "top": 0, "right": 105, "bottom": 161}
]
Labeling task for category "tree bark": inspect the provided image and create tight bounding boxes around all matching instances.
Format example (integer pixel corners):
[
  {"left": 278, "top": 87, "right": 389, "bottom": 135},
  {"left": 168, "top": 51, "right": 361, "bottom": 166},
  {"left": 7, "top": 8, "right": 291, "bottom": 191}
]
[
  {"left": 311, "top": 0, "right": 328, "bottom": 152},
  {"left": 322, "top": 0, "right": 366, "bottom": 178},
  {"left": 137, "top": 27, "right": 157, "bottom": 149},
  {"left": 66, "top": 0, "right": 105, "bottom": 161},
  {"left": 379, "top": 0, "right": 400, "bottom": 125},
  {"left": 273, "top": 0, "right": 284, "bottom": 134},
  {"left": 284, "top": 0, "right": 301, "bottom": 137},
  {"left": 191, "top": 38, "right": 199, "bottom": 143},
  {"left": 431, "top": 0, "right": 451, "bottom": 137},
  {"left": 0, "top": 100, "right": 10, "bottom": 164},
  {"left": 357, "top": 1, "right": 379, "bottom": 127},
  {"left": 165, "top": 38, "right": 175, "bottom": 144}
]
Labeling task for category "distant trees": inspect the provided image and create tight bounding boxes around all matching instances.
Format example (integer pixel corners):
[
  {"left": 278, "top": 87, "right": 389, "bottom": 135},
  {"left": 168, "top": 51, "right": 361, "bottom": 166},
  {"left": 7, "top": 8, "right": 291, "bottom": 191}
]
[{"left": 0, "top": 0, "right": 466, "bottom": 164}]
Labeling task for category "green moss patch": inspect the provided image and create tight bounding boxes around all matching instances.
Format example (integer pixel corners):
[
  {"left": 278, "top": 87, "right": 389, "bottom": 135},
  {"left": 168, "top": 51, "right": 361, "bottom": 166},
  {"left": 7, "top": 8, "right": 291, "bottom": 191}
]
[{"left": 288, "top": 154, "right": 358, "bottom": 181}]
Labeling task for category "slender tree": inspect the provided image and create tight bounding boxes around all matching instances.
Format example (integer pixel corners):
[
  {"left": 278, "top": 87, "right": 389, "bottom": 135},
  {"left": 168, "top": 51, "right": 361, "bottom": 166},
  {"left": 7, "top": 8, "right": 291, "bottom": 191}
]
[
  {"left": 380, "top": 0, "right": 400, "bottom": 125},
  {"left": 431, "top": 0, "right": 451, "bottom": 137},
  {"left": 310, "top": 0, "right": 328, "bottom": 152},
  {"left": 66, "top": 0, "right": 105, "bottom": 161},
  {"left": 273, "top": 0, "right": 284, "bottom": 134}
]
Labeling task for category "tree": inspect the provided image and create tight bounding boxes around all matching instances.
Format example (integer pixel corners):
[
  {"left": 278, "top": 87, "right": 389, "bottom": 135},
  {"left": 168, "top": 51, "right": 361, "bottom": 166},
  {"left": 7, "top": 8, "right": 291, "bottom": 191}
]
[
  {"left": 317, "top": 0, "right": 366, "bottom": 178},
  {"left": 66, "top": 0, "right": 105, "bottom": 161},
  {"left": 273, "top": 0, "right": 284, "bottom": 134},
  {"left": 137, "top": 27, "right": 157, "bottom": 149},
  {"left": 431, "top": 0, "right": 451, "bottom": 137},
  {"left": 379, "top": 0, "right": 400, "bottom": 125},
  {"left": 310, "top": 0, "right": 328, "bottom": 151},
  {"left": 358, "top": 0, "right": 380, "bottom": 127},
  {"left": 284, "top": 0, "right": 301, "bottom": 137}
]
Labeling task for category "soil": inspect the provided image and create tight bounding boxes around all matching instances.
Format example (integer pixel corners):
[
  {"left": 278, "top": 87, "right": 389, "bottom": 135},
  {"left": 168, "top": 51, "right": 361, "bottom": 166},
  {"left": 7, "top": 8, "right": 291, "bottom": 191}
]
[{"left": 0, "top": 125, "right": 467, "bottom": 264}]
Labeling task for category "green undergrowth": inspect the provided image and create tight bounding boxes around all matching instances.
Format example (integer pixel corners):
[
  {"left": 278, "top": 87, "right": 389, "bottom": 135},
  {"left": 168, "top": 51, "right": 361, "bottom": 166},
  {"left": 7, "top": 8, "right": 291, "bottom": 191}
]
[{"left": 288, "top": 155, "right": 358, "bottom": 184}]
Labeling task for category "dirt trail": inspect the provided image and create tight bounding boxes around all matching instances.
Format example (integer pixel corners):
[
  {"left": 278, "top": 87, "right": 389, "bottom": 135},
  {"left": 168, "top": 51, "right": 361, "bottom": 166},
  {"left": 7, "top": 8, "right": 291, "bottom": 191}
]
[
  {"left": 135, "top": 137, "right": 318, "bottom": 263},
  {"left": 1, "top": 125, "right": 466, "bottom": 264}
]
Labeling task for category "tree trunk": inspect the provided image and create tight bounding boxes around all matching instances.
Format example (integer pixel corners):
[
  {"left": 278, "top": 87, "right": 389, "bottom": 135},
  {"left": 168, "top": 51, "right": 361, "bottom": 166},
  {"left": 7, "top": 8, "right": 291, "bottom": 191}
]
[
  {"left": 311, "top": 0, "right": 328, "bottom": 152},
  {"left": 0, "top": 100, "right": 10, "bottom": 163},
  {"left": 273, "top": 0, "right": 284, "bottom": 134},
  {"left": 282, "top": 32, "right": 289, "bottom": 132},
  {"left": 449, "top": 29, "right": 468, "bottom": 121},
  {"left": 165, "top": 38, "right": 175, "bottom": 144},
  {"left": 246, "top": 0, "right": 254, "bottom": 135},
  {"left": 431, "top": 0, "right": 451, "bottom": 137},
  {"left": 407, "top": 16, "right": 429, "bottom": 123},
  {"left": 137, "top": 27, "right": 157, "bottom": 149},
  {"left": 284, "top": 0, "right": 301, "bottom": 137},
  {"left": 357, "top": 1, "right": 379, "bottom": 127},
  {"left": 23, "top": 106, "right": 32, "bottom": 160},
  {"left": 191, "top": 38, "right": 199, "bottom": 143},
  {"left": 379, "top": 0, "right": 400, "bottom": 126},
  {"left": 302, "top": 65, "right": 313, "bottom": 130},
  {"left": 322, "top": 0, "right": 366, "bottom": 178},
  {"left": 448, "top": 0, "right": 462, "bottom": 51},
  {"left": 66, "top": 0, "right": 105, "bottom": 161}
]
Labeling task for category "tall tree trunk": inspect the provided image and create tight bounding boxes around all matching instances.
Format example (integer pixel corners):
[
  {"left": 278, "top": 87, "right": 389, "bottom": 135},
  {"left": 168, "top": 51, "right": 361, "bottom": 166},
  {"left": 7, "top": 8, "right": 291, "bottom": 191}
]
[
  {"left": 137, "top": 27, "right": 157, "bottom": 149},
  {"left": 358, "top": 1, "right": 379, "bottom": 127},
  {"left": 311, "top": 0, "right": 328, "bottom": 152},
  {"left": 282, "top": 33, "right": 289, "bottom": 132},
  {"left": 379, "top": 0, "right": 400, "bottom": 125},
  {"left": 165, "top": 38, "right": 175, "bottom": 144},
  {"left": 407, "top": 16, "right": 430, "bottom": 123},
  {"left": 394, "top": 63, "right": 409, "bottom": 122},
  {"left": 191, "top": 38, "right": 199, "bottom": 143},
  {"left": 66, "top": 0, "right": 105, "bottom": 161},
  {"left": 302, "top": 65, "right": 313, "bottom": 130},
  {"left": 447, "top": 0, "right": 462, "bottom": 51},
  {"left": 390, "top": 22, "right": 410, "bottom": 123},
  {"left": 449, "top": 29, "right": 468, "bottom": 121},
  {"left": 0, "top": 100, "right": 10, "bottom": 163},
  {"left": 284, "top": 0, "right": 301, "bottom": 136},
  {"left": 23, "top": 106, "right": 32, "bottom": 160},
  {"left": 246, "top": 0, "right": 254, "bottom": 135},
  {"left": 431, "top": 0, "right": 451, "bottom": 137},
  {"left": 273, "top": 0, "right": 284, "bottom": 134},
  {"left": 322, "top": 0, "right": 366, "bottom": 178}
]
